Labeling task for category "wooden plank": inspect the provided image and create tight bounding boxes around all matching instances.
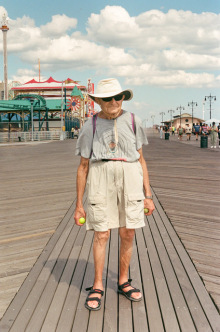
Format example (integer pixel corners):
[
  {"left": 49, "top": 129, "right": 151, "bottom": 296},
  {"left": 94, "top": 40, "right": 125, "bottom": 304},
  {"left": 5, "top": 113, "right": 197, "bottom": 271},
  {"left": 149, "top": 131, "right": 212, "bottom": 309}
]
[
  {"left": 0, "top": 140, "right": 79, "bottom": 320},
  {"left": 70, "top": 230, "right": 110, "bottom": 332},
  {"left": 103, "top": 228, "right": 119, "bottom": 332},
  {"left": 87, "top": 234, "right": 110, "bottom": 332},
  {"left": 118, "top": 236, "right": 133, "bottom": 332},
  {"left": 0, "top": 201, "right": 76, "bottom": 332},
  {"left": 55, "top": 231, "right": 94, "bottom": 332},
  {"left": 152, "top": 188, "right": 220, "bottom": 332},
  {"left": 151, "top": 208, "right": 211, "bottom": 332},
  {"left": 135, "top": 228, "right": 164, "bottom": 332},
  {"left": 39, "top": 226, "right": 86, "bottom": 331},
  {"left": 130, "top": 231, "right": 149, "bottom": 332},
  {"left": 8, "top": 224, "right": 77, "bottom": 332},
  {"left": 144, "top": 133, "right": 220, "bottom": 315},
  {"left": 69, "top": 231, "right": 96, "bottom": 332},
  {"left": 25, "top": 224, "right": 85, "bottom": 331},
  {"left": 143, "top": 220, "right": 181, "bottom": 332},
  {"left": 40, "top": 226, "right": 89, "bottom": 332}
]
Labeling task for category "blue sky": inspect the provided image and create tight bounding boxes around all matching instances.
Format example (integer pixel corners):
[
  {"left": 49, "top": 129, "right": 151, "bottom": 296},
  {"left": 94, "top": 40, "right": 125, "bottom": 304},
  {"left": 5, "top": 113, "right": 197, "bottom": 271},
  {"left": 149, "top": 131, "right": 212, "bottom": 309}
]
[{"left": 0, "top": 0, "right": 220, "bottom": 125}]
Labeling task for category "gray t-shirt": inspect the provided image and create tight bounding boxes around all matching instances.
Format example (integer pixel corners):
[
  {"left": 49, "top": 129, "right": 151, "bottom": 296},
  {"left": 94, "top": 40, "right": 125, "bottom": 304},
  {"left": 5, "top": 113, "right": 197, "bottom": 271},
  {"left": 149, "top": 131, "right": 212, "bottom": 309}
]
[{"left": 75, "top": 110, "right": 148, "bottom": 162}]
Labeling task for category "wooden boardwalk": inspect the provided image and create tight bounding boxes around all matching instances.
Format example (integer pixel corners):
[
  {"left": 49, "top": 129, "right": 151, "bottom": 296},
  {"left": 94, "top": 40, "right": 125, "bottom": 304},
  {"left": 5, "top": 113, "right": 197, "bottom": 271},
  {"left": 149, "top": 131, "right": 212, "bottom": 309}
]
[
  {"left": 0, "top": 141, "right": 77, "bottom": 319},
  {"left": 0, "top": 134, "right": 220, "bottom": 331},
  {"left": 146, "top": 132, "right": 220, "bottom": 311}
]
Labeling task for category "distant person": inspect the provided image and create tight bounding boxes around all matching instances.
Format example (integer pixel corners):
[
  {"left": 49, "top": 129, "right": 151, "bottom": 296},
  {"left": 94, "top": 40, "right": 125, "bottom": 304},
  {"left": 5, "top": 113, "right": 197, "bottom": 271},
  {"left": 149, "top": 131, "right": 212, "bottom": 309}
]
[
  {"left": 201, "top": 123, "right": 208, "bottom": 135},
  {"left": 171, "top": 126, "right": 175, "bottom": 135},
  {"left": 159, "top": 126, "right": 163, "bottom": 139},
  {"left": 185, "top": 123, "right": 192, "bottom": 141},
  {"left": 209, "top": 122, "right": 218, "bottom": 148},
  {"left": 177, "top": 125, "right": 183, "bottom": 141},
  {"left": 71, "top": 127, "right": 75, "bottom": 138},
  {"left": 218, "top": 123, "right": 220, "bottom": 148},
  {"left": 194, "top": 123, "right": 201, "bottom": 141}
]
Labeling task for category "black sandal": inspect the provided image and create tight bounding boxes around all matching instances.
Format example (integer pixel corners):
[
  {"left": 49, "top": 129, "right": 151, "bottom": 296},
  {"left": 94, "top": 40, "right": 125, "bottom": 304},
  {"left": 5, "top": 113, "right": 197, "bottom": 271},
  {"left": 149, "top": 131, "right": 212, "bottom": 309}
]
[
  {"left": 118, "top": 279, "right": 142, "bottom": 302},
  {"left": 84, "top": 286, "right": 104, "bottom": 311}
]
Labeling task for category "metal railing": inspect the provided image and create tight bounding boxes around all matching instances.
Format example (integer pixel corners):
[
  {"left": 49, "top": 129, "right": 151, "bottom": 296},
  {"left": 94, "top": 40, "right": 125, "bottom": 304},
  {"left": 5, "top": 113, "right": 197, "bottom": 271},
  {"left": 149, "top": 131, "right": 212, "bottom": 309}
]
[{"left": 0, "top": 131, "right": 70, "bottom": 143}]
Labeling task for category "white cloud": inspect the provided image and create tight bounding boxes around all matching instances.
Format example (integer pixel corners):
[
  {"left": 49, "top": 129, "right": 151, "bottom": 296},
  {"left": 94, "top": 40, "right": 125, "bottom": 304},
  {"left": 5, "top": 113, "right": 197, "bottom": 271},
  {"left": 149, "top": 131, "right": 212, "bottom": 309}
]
[
  {"left": 0, "top": 5, "right": 219, "bottom": 88},
  {"left": 0, "top": 6, "right": 8, "bottom": 18},
  {"left": 162, "top": 50, "right": 220, "bottom": 70},
  {"left": 11, "top": 68, "right": 47, "bottom": 84},
  {"left": 20, "top": 36, "right": 135, "bottom": 72},
  {"left": 41, "top": 14, "right": 77, "bottom": 37},
  {"left": 87, "top": 6, "right": 140, "bottom": 45}
]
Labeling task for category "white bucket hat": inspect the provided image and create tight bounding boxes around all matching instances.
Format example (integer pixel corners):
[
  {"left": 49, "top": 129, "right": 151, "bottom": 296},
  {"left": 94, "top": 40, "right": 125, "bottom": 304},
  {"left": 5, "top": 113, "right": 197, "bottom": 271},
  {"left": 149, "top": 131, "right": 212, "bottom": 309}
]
[{"left": 88, "top": 78, "right": 133, "bottom": 101}]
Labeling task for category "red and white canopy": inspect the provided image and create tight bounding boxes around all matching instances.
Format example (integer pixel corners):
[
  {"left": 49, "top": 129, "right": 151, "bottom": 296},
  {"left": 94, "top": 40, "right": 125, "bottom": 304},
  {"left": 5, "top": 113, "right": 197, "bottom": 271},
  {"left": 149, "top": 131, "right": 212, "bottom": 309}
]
[{"left": 11, "top": 77, "right": 86, "bottom": 91}]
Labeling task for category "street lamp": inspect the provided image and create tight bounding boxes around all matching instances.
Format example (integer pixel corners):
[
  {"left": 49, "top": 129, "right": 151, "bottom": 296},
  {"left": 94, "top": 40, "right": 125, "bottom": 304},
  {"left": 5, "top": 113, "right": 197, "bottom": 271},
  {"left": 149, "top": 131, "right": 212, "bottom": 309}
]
[
  {"left": 204, "top": 93, "right": 216, "bottom": 119},
  {"left": 142, "top": 119, "right": 148, "bottom": 128},
  {"left": 176, "top": 105, "right": 185, "bottom": 126},
  {"left": 30, "top": 98, "right": 35, "bottom": 141},
  {"left": 168, "top": 109, "right": 175, "bottom": 127},
  {"left": 188, "top": 101, "right": 197, "bottom": 128},
  {"left": 202, "top": 100, "right": 205, "bottom": 120},
  {"left": 159, "top": 112, "right": 165, "bottom": 124},
  {"left": 151, "top": 115, "right": 155, "bottom": 128},
  {"left": 60, "top": 80, "right": 64, "bottom": 140}
]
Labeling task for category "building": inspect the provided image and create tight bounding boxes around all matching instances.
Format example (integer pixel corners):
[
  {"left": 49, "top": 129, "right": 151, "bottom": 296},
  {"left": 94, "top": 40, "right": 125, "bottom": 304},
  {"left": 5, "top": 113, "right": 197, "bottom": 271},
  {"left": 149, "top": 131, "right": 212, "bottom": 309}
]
[
  {"left": 11, "top": 76, "right": 86, "bottom": 99},
  {"left": 0, "top": 77, "right": 93, "bottom": 132},
  {"left": 164, "top": 113, "right": 204, "bottom": 129}
]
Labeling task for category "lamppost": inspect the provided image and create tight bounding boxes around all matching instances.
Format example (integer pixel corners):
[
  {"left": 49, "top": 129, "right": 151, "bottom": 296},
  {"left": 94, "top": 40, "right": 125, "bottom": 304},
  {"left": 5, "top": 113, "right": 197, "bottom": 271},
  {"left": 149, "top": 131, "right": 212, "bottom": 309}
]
[
  {"left": 151, "top": 115, "right": 155, "bottom": 127},
  {"left": 142, "top": 119, "right": 148, "bottom": 128},
  {"left": 60, "top": 81, "right": 64, "bottom": 140},
  {"left": 204, "top": 93, "right": 216, "bottom": 119},
  {"left": 188, "top": 100, "right": 197, "bottom": 128},
  {"left": 168, "top": 109, "right": 175, "bottom": 127},
  {"left": 176, "top": 105, "right": 185, "bottom": 126},
  {"left": 202, "top": 100, "right": 205, "bottom": 120},
  {"left": 30, "top": 98, "right": 35, "bottom": 141},
  {"left": 159, "top": 112, "right": 165, "bottom": 125}
]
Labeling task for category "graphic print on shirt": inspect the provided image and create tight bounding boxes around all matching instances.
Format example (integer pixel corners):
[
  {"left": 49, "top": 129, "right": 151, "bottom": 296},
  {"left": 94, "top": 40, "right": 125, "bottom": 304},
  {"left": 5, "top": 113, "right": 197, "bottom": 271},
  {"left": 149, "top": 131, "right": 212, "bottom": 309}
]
[{"left": 94, "top": 127, "right": 135, "bottom": 159}]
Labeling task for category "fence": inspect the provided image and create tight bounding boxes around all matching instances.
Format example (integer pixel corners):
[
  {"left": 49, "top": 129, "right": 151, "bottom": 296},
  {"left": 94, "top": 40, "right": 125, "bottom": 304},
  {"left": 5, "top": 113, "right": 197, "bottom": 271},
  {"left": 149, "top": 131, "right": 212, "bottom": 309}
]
[{"left": 0, "top": 131, "right": 70, "bottom": 143}]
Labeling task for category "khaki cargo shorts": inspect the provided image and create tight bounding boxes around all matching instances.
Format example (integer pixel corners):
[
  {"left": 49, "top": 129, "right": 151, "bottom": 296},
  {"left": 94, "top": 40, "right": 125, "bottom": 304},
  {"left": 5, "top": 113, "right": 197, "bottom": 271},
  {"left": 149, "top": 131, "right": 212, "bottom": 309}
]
[{"left": 86, "top": 160, "right": 145, "bottom": 231}]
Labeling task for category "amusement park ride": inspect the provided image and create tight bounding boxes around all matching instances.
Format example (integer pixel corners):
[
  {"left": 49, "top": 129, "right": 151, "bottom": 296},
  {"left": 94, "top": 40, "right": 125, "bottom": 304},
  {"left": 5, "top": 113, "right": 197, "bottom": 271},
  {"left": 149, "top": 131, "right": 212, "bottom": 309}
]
[
  {"left": 0, "top": 75, "right": 96, "bottom": 132},
  {"left": 0, "top": 10, "right": 96, "bottom": 134}
]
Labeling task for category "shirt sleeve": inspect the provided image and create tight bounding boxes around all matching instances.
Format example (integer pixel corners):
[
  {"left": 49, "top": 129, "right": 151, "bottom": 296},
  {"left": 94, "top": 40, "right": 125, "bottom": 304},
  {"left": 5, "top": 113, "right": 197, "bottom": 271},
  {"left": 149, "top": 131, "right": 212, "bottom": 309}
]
[
  {"left": 75, "top": 119, "right": 93, "bottom": 158},
  {"left": 135, "top": 115, "right": 148, "bottom": 150}
]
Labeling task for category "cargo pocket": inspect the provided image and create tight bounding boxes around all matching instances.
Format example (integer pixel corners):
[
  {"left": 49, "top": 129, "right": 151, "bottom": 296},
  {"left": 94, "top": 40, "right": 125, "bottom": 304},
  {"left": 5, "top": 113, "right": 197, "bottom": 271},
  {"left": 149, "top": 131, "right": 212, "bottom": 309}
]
[
  {"left": 126, "top": 193, "right": 145, "bottom": 223},
  {"left": 87, "top": 196, "right": 107, "bottom": 224}
]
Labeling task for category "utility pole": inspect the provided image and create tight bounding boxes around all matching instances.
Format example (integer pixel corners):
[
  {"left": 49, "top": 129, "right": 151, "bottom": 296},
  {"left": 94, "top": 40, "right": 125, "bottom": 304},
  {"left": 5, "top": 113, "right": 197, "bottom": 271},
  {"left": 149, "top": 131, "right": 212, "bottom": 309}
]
[
  {"left": 168, "top": 109, "right": 175, "bottom": 127},
  {"left": 159, "top": 112, "right": 165, "bottom": 125},
  {"left": 0, "top": 13, "right": 9, "bottom": 100},
  {"left": 204, "top": 93, "right": 216, "bottom": 119},
  {"left": 188, "top": 101, "right": 197, "bottom": 128},
  {"left": 176, "top": 105, "right": 185, "bottom": 126}
]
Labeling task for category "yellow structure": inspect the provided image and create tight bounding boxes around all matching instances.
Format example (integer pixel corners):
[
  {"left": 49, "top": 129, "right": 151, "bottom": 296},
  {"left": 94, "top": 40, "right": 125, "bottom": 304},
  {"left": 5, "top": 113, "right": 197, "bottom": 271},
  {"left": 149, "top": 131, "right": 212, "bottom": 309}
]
[{"left": 164, "top": 113, "right": 204, "bottom": 129}]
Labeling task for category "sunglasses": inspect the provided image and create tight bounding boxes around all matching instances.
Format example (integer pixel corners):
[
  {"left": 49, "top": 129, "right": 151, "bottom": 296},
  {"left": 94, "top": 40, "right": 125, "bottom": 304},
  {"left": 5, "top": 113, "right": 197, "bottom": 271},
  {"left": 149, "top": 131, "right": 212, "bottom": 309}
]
[{"left": 101, "top": 94, "right": 124, "bottom": 102}]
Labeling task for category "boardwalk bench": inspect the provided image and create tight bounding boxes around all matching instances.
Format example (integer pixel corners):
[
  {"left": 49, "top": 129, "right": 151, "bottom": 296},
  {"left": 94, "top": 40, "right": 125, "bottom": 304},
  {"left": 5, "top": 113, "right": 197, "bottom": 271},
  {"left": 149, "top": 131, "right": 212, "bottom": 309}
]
[{"left": 0, "top": 192, "right": 220, "bottom": 332}]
